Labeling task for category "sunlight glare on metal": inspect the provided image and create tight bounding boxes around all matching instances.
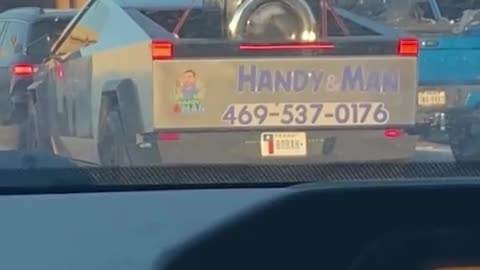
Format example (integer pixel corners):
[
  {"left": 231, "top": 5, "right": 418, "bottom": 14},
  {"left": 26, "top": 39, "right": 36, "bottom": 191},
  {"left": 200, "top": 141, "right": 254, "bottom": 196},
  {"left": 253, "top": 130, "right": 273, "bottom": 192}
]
[{"left": 301, "top": 30, "right": 316, "bottom": 41}]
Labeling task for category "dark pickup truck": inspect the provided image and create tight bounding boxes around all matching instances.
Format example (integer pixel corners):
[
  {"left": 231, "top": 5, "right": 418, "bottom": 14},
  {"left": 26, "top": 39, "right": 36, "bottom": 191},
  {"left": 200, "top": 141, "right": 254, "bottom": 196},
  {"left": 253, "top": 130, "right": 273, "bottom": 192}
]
[
  {"left": 0, "top": 7, "right": 75, "bottom": 125},
  {"left": 342, "top": 0, "right": 480, "bottom": 161}
]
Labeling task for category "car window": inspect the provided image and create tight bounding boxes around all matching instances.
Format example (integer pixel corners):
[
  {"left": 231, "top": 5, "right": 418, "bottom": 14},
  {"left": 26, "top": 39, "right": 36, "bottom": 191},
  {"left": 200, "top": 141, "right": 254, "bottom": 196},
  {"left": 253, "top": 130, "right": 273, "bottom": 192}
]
[
  {"left": 416, "top": 1, "right": 435, "bottom": 20},
  {"left": 0, "top": 21, "right": 6, "bottom": 35},
  {"left": 1, "top": 21, "right": 27, "bottom": 56},
  {"left": 0, "top": 21, "right": 6, "bottom": 51},
  {"left": 327, "top": 13, "right": 380, "bottom": 36},
  {"left": 140, "top": 9, "right": 222, "bottom": 39},
  {"left": 437, "top": 0, "right": 480, "bottom": 21},
  {"left": 27, "top": 18, "right": 72, "bottom": 56}
]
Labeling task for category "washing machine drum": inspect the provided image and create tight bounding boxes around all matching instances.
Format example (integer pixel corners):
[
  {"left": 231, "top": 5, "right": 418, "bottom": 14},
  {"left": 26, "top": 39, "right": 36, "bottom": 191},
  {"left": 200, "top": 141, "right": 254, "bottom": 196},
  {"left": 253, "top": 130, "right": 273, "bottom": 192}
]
[{"left": 228, "top": 0, "right": 317, "bottom": 42}]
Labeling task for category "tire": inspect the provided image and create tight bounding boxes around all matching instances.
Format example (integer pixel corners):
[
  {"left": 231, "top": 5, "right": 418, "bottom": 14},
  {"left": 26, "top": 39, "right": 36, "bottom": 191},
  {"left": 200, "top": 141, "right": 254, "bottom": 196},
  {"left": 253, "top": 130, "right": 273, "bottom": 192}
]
[
  {"left": 3, "top": 101, "right": 28, "bottom": 125},
  {"left": 420, "top": 128, "right": 449, "bottom": 144},
  {"left": 17, "top": 98, "right": 52, "bottom": 153},
  {"left": 97, "top": 108, "right": 131, "bottom": 167},
  {"left": 3, "top": 85, "right": 30, "bottom": 125},
  {"left": 17, "top": 110, "right": 36, "bottom": 151},
  {"left": 447, "top": 109, "right": 480, "bottom": 162}
]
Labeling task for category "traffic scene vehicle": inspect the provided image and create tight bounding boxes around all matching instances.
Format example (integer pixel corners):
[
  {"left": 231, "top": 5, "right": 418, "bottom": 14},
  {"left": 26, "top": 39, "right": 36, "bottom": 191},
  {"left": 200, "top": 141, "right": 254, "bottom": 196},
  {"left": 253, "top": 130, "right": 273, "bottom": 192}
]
[
  {"left": 24, "top": 0, "right": 419, "bottom": 166},
  {"left": 341, "top": 0, "right": 480, "bottom": 161},
  {"left": 0, "top": 7, "right": 75, "bottom": 126}
]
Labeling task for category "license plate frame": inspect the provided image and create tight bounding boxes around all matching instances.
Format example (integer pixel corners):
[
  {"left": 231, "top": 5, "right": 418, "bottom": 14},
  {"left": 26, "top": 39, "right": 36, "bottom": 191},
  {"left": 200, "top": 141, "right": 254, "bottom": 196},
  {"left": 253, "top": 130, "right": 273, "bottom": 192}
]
[
  {"left": 260, "top": 132, "right": 307, "bottom": 157},
  {"left": 418, "top": 90, "right": 446, "bottom": 106}
]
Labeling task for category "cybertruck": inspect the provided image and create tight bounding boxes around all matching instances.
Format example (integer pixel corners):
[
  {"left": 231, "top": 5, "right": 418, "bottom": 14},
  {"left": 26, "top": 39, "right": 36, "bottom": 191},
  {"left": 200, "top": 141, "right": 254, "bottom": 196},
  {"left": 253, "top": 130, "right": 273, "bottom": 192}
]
[{"left": 24, "top": 0, "right": 419, "bottom": 166}]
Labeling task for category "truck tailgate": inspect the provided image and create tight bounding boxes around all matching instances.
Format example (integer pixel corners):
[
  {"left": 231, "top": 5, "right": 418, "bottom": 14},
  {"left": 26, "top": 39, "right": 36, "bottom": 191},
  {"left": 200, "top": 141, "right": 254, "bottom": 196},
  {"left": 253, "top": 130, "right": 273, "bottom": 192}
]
[
  {"left": 153, "top": 56, "right": 416, "bottom": 129},
  {"left": 419, "top": 36, "right": 480, "bottom": 85}
]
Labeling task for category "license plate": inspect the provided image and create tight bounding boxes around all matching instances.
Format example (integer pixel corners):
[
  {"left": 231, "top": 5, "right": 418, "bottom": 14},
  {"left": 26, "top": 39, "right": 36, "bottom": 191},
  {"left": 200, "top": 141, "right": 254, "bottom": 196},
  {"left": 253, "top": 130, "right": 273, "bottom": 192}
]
[
  {"left": 260, "top": 132, "right": 307, "bottom": 157},
  {"left": 418, "top": 91, "right": 446, "bottom": 106}
]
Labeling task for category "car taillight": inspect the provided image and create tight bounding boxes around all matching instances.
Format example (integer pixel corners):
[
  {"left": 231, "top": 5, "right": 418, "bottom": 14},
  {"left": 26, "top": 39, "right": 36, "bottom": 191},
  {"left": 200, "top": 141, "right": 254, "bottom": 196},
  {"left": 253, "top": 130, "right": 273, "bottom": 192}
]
[
  {"left": 397, "top": 38, "right": 418, "bottom": 56},
  {"left": 12, "top": 64, "right": 34, "bottom": 76},
  {"left": 151, "top": 41, "right": 173, "bottom": 60},
  {"left": 158, "top": 133, "right": 180, "bottom": 141},
  {"left": 239, "top": 42, "right": 334, "bottom": 51},
  {"left": 55, "top": 63, "right": 64, "bottom": 79},
  {"left": 384, "top": 129, "right": 402, "bottom": 138}
]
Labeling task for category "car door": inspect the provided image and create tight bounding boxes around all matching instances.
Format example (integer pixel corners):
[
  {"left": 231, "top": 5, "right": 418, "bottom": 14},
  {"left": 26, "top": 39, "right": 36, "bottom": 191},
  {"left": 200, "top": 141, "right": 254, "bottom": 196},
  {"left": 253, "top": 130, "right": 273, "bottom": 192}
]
[
  {"left": 0, "top": 21, "right": 8, "bottom": 115},
  {"left": 0, "top": 21, "right": 8, "bottom": 91},
  {"left": 27, "top": 16, "right": 81, "bottom": 137},
  {"left": 48, "top": 1, "right": 100, "bottom": 139},
  {"left": 0, "top": 21, "right": 26, "bottom": 118},
  {"left": 0, "top": 21, "right": 28, "bottom": 86}
]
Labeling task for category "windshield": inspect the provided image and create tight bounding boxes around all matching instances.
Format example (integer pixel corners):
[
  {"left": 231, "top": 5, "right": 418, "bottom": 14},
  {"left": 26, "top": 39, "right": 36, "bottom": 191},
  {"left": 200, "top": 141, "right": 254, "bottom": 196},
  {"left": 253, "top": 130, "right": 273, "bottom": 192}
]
[{"left": 0, "top": 0, "right": 474, "bottom": 189}]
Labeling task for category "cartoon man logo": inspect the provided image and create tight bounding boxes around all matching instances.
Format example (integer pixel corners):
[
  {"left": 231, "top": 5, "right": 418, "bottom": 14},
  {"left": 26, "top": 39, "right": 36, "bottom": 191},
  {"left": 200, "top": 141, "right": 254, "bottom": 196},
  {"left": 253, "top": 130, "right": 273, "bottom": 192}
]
[
  {"left": 180, "top": 70, "right": 198, "bottom": 98},
  {"left": 173, "top": 70, "right": 205, "bottom": 113}
]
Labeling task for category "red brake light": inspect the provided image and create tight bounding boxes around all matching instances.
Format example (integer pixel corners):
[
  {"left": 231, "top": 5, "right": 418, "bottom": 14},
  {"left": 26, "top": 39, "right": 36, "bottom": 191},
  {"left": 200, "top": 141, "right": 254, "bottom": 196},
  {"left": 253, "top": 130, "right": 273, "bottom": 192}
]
[
  {"left": 151, "top": 41, "right": 173, "bottom": 60},
  {"left": 398, "top": 38, "right": 418, "bottom": 56},
  {"left": 384, "top": 129, "right": 402, "bottom": 138},
  {"left": 55, "top": 63, "right": 64, "bottom": 79},
  {"left": 239, "top": 42, "right": 334, "bottom": 51},
  {"left": 12, "top": 64, "right": 34, "bottom": 76},
  {"left": 158, "top": 133, "right": 180, "bottom": 141}
]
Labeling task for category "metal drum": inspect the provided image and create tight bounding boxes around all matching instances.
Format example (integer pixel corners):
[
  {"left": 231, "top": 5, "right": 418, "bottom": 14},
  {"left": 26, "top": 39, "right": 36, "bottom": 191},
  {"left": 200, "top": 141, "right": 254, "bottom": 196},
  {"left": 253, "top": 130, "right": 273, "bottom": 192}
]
[{"left": 227, "top": 0, "right": 317, "bottom": 42}]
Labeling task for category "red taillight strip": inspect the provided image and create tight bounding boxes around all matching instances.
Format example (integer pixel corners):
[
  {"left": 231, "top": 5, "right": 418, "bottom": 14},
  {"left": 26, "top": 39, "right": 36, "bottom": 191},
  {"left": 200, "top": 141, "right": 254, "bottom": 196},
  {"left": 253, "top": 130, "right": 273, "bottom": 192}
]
[{"left": 239, "top": 42, "right": 335, "bottom": 51}]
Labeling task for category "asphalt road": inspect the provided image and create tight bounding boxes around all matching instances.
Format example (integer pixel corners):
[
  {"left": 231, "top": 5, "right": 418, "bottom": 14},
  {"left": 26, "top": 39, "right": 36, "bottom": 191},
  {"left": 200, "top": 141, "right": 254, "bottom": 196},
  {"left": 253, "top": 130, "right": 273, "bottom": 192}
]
[
  {"left": 0, "top": 125, "right": 455, "bottom": 163},
  {"left": 415, "top": 141, "right": 454, "bottom": 162}
]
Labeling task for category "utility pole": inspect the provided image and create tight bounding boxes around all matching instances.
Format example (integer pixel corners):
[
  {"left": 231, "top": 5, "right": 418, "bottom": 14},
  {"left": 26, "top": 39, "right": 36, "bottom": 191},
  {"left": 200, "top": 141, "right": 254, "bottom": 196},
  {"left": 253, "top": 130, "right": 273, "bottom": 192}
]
[
  {"left": 55, "top": 0, "right": 85, "bottom": 8},
  {"left": 55, "top": 0, "right": 71, "bottom": 8},
  {"left": 72, "top": 0, "right": 86, "bottom": 8}
]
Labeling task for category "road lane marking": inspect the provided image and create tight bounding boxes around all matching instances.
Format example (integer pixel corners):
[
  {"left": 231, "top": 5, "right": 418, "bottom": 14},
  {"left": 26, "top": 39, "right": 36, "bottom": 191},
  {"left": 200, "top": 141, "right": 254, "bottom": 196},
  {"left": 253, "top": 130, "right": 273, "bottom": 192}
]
[{"left": 415, "top": 146, "right": 451, "bottom": 153}]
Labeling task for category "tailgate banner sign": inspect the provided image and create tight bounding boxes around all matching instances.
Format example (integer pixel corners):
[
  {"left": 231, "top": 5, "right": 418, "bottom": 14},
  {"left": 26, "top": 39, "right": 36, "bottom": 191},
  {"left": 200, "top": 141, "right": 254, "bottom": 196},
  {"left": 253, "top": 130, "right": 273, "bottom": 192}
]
[
  {"left": 236, "top": 65, "right": 399, "bottom": 93},
  {"left": 156, "top": 58, "right": 416, "bottom": 129}
]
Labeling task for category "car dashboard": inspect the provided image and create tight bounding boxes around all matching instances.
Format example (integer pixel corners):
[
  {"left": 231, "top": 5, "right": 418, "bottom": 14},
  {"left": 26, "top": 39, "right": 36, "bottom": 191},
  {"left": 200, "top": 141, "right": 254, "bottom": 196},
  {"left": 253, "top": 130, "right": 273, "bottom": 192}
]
[
  {"left": 1, "top": 179, "right": 480, "bottom": 270},
  {"left": 158, "top": 181, "right": 480, "bottom": 270}
]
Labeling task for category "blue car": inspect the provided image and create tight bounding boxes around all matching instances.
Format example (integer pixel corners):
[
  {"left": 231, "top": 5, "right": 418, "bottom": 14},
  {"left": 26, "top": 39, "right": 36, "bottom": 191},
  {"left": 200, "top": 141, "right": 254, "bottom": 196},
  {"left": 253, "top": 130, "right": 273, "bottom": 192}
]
[{"left": 342, "top": 0, "right": 480, "bottom": 161}]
